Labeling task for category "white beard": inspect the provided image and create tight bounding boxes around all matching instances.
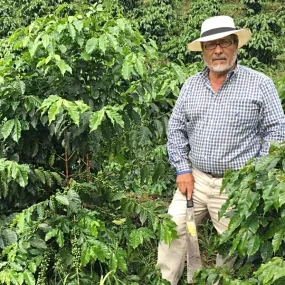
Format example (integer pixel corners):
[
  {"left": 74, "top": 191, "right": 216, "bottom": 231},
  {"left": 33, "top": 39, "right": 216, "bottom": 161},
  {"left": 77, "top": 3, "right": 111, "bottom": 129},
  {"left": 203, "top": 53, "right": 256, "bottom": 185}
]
[{"left": 204, "top": 51, "right": 238, "bottom": 74}]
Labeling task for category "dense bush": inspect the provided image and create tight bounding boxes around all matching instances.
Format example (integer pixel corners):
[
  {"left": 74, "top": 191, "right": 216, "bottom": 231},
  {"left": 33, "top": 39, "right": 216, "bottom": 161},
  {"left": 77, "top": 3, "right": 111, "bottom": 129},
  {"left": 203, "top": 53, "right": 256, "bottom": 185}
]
[
  {"left": 0, "top": 0, "right": 68, "bottom": 38},
  {"left": 0, "top": 3, "right": 186, "bottom": 283},
  {"left": 241, "top": 0, "right": 264, "bottom": 15},
  {"left": 126, "top": 0, "right": 179, "bottom": 48},
  {"left": 0, "top": 0, "right": 285, "bottom": 284},
  {"left": 161, "top": 0, "right": 222, "bottom": 62},
  {"left": 194, "top": 141, "right": 285, "bottom": 284},
  {"left": 237, "top": 13, "right": 285, "bottom": 64}
]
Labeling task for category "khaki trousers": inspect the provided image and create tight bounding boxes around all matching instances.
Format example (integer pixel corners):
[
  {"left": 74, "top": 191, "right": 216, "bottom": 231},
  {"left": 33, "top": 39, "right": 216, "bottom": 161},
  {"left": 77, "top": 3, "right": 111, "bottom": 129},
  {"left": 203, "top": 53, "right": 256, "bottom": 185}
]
[{"left": 157, "top": 168, "right": 230, "bottom": 285}]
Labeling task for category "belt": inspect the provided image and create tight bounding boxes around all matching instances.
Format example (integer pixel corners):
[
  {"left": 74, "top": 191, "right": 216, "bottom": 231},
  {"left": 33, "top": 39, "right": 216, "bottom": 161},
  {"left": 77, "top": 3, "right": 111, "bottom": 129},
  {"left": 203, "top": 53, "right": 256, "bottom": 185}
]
[{"left": 206, "top": 172, "right": 224, "bottom": 178}]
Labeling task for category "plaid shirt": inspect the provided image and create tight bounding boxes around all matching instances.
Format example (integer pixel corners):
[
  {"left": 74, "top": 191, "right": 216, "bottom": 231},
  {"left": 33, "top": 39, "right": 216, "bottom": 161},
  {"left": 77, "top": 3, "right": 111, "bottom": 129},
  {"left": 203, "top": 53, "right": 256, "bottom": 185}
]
[{"left": 167, "top": 64, "right": 285, "bottom": 175}]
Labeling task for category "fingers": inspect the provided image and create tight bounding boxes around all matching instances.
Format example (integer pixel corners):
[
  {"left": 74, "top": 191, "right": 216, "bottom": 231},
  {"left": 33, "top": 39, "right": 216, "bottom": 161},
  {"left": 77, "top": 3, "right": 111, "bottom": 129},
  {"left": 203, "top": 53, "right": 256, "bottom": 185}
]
[
  {"left": 176, "top": 173, "right": 194, "bottom": 199},
  {"left": 186, "top": 187, "right": 193, "bottom": 201},
  {"left": 177, "top": 182, "right": 192, "bottom": 196}
]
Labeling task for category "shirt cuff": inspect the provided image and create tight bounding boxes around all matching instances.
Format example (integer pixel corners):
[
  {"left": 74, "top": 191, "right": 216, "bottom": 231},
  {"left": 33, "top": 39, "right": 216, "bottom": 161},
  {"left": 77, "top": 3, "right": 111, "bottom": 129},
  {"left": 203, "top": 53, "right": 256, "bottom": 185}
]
[
  {"left": 176, "top": 169, "right": 192, "bottom": 175},
  {"left": 175, "top": 162, "right": 192, "bottom": 174}
]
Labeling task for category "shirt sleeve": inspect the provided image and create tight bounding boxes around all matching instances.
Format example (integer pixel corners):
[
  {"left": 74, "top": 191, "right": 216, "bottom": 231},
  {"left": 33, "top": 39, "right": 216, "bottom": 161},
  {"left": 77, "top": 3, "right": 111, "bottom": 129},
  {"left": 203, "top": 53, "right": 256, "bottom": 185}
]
[
  {"left": 167, "top": 80, "right": 192, "bottom": 173},
  {"left": 258, "top": 78, "right": 285, "bottom": 156}
]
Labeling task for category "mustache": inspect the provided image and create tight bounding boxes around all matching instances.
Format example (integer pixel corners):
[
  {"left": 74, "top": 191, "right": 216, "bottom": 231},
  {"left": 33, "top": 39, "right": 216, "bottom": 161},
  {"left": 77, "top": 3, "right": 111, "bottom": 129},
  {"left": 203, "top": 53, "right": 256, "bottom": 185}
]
[{"left": 212, "top": 56, "right": 227, "bottom": 60}]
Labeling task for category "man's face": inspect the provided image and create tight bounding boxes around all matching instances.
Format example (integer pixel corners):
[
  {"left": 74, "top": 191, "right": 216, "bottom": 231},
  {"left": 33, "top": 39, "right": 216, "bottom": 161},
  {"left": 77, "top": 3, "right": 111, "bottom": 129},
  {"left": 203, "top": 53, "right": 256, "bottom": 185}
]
[{"left": 202, "top": 36, "right": 238, "bottom": 74}]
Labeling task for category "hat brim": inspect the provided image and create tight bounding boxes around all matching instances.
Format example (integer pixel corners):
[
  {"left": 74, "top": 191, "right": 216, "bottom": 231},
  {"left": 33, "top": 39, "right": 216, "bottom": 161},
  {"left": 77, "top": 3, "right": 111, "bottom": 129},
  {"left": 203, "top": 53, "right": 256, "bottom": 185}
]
[{"left": 187, "top": 29, "right": 252, "bottom": 51}]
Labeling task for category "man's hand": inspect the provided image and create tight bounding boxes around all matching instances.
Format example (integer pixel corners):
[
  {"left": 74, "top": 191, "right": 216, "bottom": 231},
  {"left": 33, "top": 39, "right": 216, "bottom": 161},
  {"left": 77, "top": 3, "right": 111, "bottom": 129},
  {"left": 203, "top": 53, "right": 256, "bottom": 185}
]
[{"left": 176, "top": 172, "right": 194, "bottom": 200}]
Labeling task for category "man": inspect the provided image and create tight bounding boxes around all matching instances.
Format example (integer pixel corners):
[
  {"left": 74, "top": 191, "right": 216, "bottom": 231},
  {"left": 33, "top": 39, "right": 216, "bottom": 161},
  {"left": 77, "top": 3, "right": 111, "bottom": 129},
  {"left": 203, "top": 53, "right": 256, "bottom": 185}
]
[{"left": 157, "top": 15, "right": 285, "bottom": 285}]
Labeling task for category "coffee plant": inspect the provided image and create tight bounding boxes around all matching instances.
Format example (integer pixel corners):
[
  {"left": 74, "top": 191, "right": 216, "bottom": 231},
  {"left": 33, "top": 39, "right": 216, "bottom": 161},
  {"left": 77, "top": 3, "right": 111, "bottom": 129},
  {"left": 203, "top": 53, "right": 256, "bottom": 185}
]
[
  {"left": 278, "top": 75, "right": 285, "bottom": 111},
  {"left": 237, "top": 12, "right": 285, "bottom": 64},
  {"left": 194, "top": 141, "right": 285, "bottom": 284},
  {"left": 0, "top": 2, "right": 187, "bottom": 283},
  {"left": 161, "top": 0, "right": 222, "bottom": 62},
  {"left": 0, "top": 181, "right": 178, "bottom": 284},
  {"left": 0, "top": 0, "right": 285, "bottom": 284},
  {"left": 0, "top": 0, "right": 71, "bottom": 38},
  {"left": 241, "top": 0, "right": 264, "bottom": 15},
  {"left": 126, "top": 0, "right": 179, "bottom": 48}
]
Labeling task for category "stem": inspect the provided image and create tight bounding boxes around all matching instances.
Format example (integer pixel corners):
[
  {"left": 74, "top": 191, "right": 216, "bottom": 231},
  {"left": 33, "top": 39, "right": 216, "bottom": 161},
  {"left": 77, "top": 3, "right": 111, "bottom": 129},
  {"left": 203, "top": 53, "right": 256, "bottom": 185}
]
[
  {"left": 68, "top": 151, "right": 76, "bottom": 161},
  {"left": 77, "top": 266, "right": 80, "bottom": 284},
  {"left": 64, "top": 130, "right": 69, "bottom": 187},
  {"left": 86, "top": 151, "right": 90, "bottom": 183}
]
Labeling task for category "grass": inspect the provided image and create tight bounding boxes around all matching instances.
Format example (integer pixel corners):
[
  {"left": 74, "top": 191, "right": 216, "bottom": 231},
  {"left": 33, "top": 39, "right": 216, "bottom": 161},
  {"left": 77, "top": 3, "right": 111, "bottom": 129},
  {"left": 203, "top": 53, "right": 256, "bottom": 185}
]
[{"left": 198, "top": 218, "right": 218, "bottom": 268}]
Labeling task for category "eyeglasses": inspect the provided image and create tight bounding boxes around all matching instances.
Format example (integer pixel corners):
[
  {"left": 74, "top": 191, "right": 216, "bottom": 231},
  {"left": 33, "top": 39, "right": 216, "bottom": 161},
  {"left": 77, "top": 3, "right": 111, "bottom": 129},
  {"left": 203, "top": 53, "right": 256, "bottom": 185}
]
[{"left": 203, "top": 39, "right": 235, "bottom": 50}]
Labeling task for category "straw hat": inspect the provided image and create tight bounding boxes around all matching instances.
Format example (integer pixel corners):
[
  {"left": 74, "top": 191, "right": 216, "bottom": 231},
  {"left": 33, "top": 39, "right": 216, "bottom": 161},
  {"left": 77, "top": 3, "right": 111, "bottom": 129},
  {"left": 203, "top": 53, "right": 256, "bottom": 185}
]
[{"left": 187, "top": 15, "right": 251, "bottom": 51}]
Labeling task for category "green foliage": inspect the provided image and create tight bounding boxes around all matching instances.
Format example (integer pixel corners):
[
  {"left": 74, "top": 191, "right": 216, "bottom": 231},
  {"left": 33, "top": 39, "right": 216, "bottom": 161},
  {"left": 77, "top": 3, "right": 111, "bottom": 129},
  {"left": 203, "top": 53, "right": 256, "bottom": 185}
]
[
  {"left": 0, "top": 160, "right": 57, "bottom": 214},
  {"left": 241, "top": 0, "right": 264, "bottom": 15},
  {"left": 0, "top": 2, "right": 184, "bottom": 284},
  {"left": 194, "top": 142, "right": 285, "bottom": 284},
  {"left": 161, "top": 0, "right": 222, "bottom": 62},
  {"left": 0, "top": 159, "right": 29, "bottom": 189},
  {"left": 119, "top": 0, "right": 142, "bottom": 11},
  {"left": 254, "top": 257, "right": 285, "bottom": 285},
  {"left": 237, "top": 12, "right": 285, "bottom": 64},
  {"left": 219, "top": 142, "right": 285, "bottom": 258},
  {"left": 1, "top": 0, "right": 285, "bottom": 284},
  {"left": 127, "top": 0, "right": 179, "bottom": 46},
  {"left": 0, "top": 182, "right": 177, "bottom": 284},
  {"left": 277, "top": 75, "right": 285, "bottom": 111},
  {"left": 0, "top": 0, "right": 71, "bottom": 38},
  {"left": 0, "top": 1, "right": 185, "bottom": 209}
]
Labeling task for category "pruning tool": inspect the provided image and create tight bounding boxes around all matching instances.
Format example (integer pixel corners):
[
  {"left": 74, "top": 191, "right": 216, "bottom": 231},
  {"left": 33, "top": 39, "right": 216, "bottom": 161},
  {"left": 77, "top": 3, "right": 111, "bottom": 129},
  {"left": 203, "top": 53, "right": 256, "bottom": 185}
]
[{"left": 186, "top": 191, "right": 202, "bottom": 283}]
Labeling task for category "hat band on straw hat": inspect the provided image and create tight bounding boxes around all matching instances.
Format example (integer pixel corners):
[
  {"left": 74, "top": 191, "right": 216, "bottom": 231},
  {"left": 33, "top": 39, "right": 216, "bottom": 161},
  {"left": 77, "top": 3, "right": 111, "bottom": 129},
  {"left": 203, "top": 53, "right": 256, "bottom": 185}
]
[
  {"left": 201, "top": 27, "right": 236, "bottom": 38},
  {"left": 187, "top": 16, "right": 252, "bottom": 51}
]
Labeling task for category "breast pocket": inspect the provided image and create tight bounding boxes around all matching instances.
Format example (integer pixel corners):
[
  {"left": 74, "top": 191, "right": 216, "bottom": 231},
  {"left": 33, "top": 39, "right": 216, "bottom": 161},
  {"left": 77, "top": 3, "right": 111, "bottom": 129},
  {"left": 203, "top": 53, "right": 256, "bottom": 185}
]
[{"left": 228, "top": 103, "right": 260, "bottom": 128}]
